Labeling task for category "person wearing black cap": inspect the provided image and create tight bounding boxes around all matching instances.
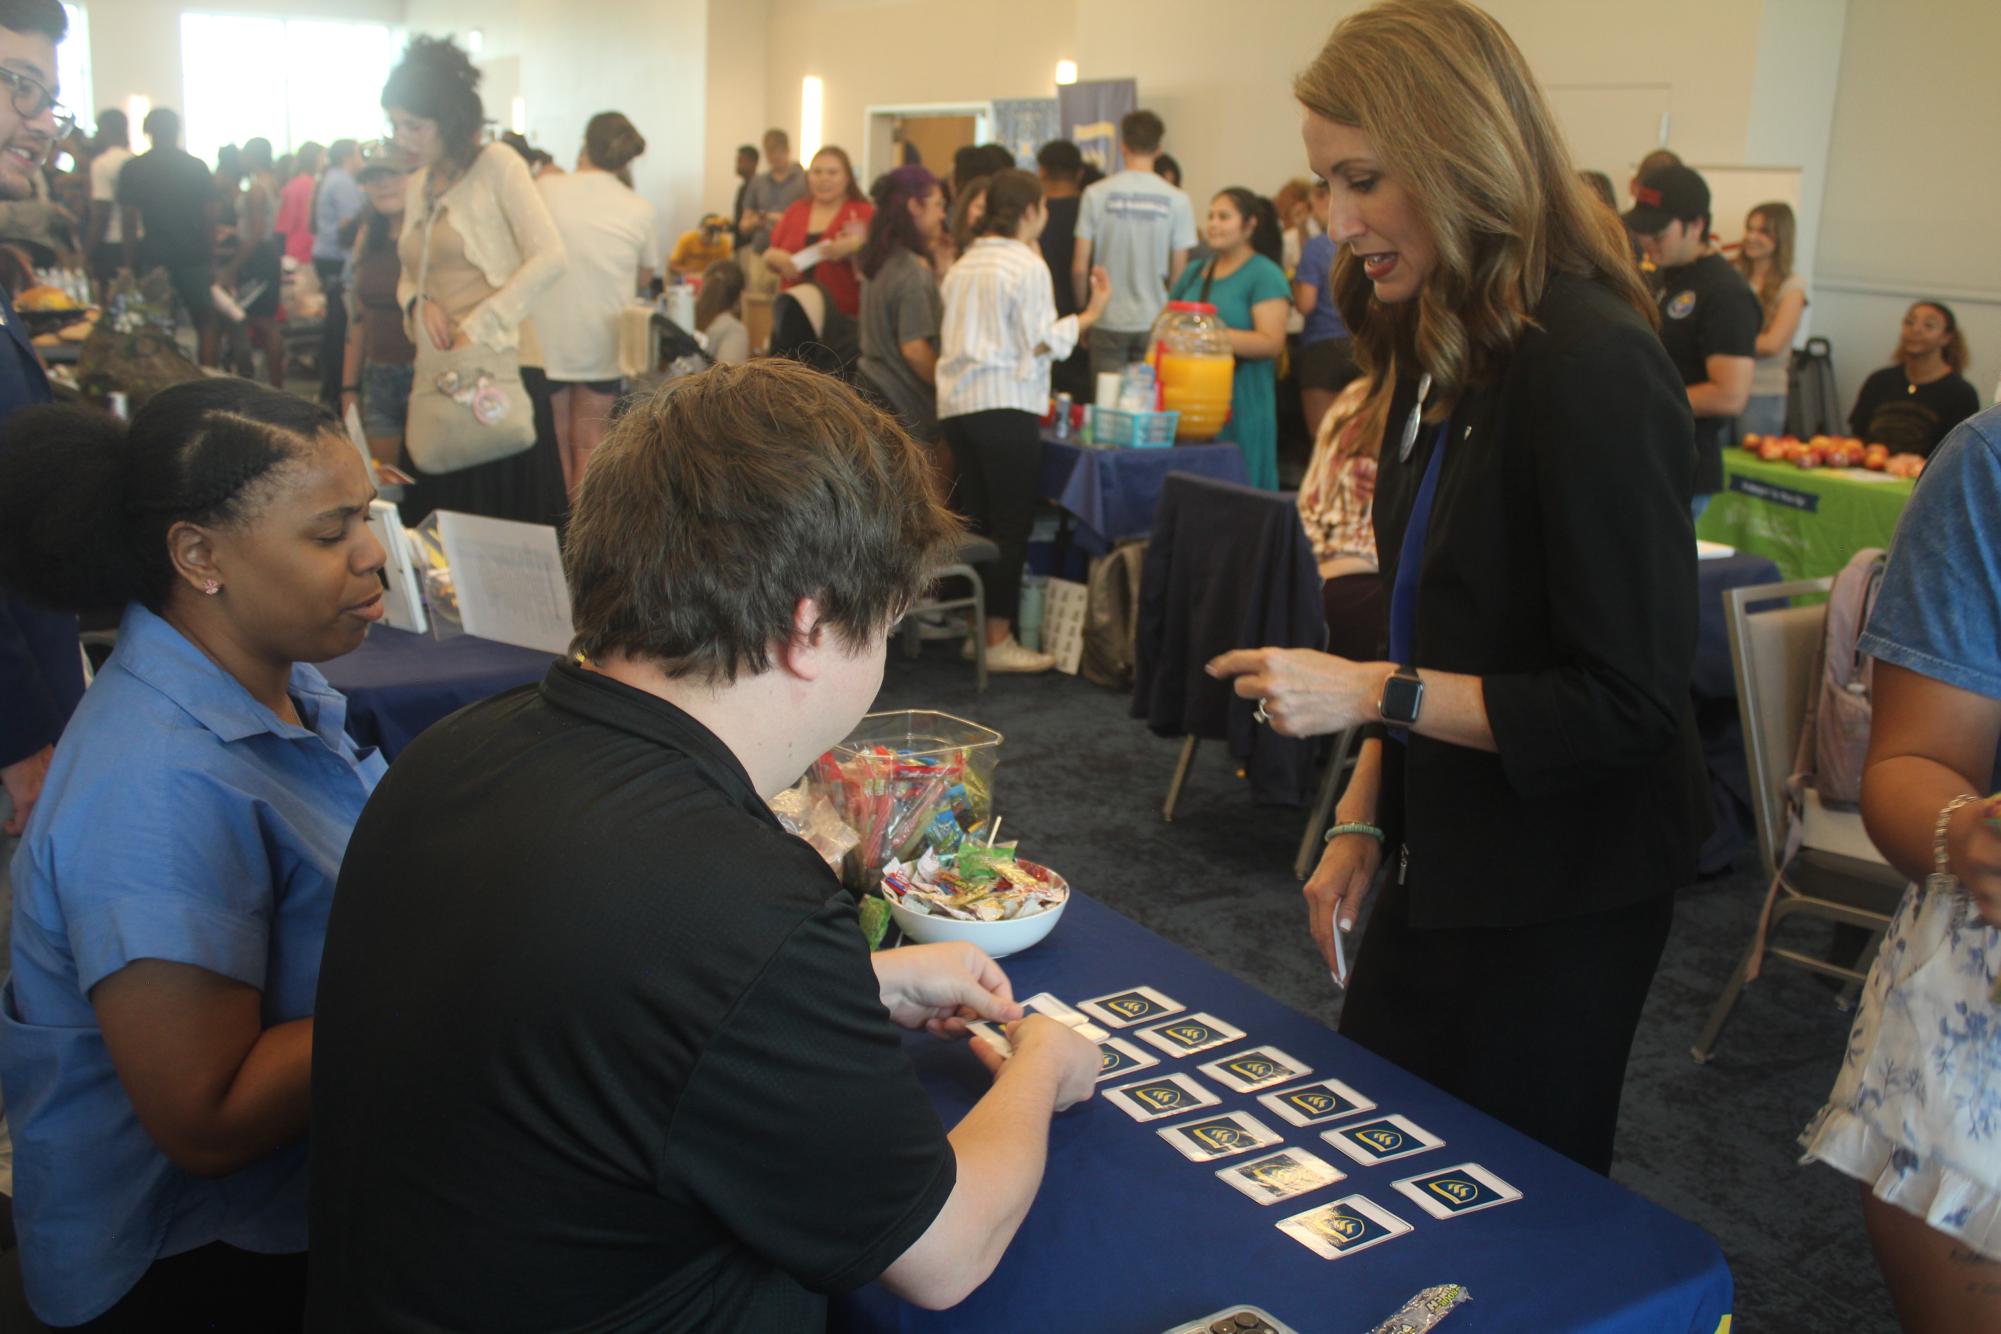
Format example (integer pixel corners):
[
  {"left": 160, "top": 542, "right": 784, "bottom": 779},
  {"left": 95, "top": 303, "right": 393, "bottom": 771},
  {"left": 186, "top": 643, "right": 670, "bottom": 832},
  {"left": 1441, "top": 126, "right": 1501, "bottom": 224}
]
[{"left": 1626, "top": 163, "right": 1759, "bottom": 517}]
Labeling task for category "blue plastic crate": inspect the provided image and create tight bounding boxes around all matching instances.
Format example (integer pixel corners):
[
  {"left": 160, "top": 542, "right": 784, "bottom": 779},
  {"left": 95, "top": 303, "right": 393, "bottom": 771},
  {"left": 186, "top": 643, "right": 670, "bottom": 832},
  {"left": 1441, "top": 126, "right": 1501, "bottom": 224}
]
[{"left": 1091, "top": 405, "right": 1180, "bottom": 449}]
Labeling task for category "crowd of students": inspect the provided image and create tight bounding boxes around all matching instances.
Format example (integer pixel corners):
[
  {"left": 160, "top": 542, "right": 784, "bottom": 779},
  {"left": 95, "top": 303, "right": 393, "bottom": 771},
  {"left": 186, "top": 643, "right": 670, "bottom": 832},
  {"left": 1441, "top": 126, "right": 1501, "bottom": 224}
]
[{"left": 0, "top": 0, "right": 1998, "bottom": 1329}]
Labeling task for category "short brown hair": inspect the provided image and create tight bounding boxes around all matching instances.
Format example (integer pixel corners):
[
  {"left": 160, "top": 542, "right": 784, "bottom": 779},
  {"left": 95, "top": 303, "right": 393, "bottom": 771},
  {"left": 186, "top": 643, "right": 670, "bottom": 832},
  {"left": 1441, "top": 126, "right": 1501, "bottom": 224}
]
[
  {"left": 763, "top": 127, "right": 789, "bottom": 152},
  {"left": 564, "top": 361, "right": 961, "bottom": 682},
  {"left": 1120, "top": 110, "right": 1164, "bottom": 154}
]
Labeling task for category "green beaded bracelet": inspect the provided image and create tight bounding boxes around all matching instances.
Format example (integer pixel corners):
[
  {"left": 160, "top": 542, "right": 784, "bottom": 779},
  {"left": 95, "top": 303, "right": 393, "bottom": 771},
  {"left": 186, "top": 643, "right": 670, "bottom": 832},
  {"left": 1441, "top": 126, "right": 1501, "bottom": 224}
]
[{"left": 1324, "top": 821, "right": 1385, "bottom": 845}]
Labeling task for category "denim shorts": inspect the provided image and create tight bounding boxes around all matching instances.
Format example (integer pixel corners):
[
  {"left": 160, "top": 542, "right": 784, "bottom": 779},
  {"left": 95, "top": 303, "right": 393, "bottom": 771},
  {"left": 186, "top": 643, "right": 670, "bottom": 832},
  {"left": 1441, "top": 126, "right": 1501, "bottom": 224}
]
[{"left": 361, "top": 362, "right": 415, "bottom": 439}]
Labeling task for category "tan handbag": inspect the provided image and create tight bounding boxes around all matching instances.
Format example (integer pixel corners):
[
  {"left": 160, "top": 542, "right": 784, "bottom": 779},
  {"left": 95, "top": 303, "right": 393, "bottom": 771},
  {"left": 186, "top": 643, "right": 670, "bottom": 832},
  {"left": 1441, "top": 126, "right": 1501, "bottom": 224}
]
[{"left": 404, "top": 196, "right": 536, "bottom": 474}]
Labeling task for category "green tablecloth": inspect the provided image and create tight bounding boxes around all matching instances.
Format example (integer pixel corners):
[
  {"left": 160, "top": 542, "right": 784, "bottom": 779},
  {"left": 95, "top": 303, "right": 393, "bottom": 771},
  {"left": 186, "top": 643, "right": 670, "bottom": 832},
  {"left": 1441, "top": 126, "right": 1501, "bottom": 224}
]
[{"left": 1697, "top": 453, "right": 1914, "bottom": 580}]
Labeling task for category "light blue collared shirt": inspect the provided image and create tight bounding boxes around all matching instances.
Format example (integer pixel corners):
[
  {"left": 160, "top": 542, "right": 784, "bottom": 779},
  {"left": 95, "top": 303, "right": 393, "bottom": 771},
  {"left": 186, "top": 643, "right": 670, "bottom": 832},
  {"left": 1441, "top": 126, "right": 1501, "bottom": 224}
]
[{"left": 0, "top": 604, "right": 384, "bottom": 1326}]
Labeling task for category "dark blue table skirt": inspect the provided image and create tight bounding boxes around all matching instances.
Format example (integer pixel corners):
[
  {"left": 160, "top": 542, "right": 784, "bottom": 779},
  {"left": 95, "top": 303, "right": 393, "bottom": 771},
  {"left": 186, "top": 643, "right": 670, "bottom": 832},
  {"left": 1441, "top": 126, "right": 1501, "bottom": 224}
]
[
  {"left": 1038, "top": 440, "right": 1250, "bottom": 555},
  {"left": 831, "top": 894, "right": 1732, "bottom": 1334},
  {"left": 320, "top": 627, "right": 552, "bottom": 759}
]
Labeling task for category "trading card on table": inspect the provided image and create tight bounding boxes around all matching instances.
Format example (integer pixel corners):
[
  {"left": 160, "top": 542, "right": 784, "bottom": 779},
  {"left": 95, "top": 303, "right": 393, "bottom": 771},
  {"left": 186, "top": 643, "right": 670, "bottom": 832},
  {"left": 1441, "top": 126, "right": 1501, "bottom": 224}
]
[
  {"left": 1215, "top": 1148, "right": 1347, "bottom": 1205},
  {"left": 1393, "top": 1162, "right": 1523, "bottom": 1220},
  {"left": 1096, "top": 1036, "right": 1160, "bottom": 1081},
  {"left": 1104, "top": 1071, "right": 1223, "bottom": 1122},
  {"left": 966, "top": 1021, "right": 1011, "bottom": 1060},
  {"left": 1155, "top": 1110, "right": 1284, "bottom": 1163},
  {"left": 1258, "top": 1079, "right": 1377, "bottom": 1128},
  {"left": 1276, "top": 1194, "right": 1413, "bottom": 1260},
  {"left": 1197, "top": 1047, "right": 1312, "bottom": 1094},
  {"left": 1022, "top": 993, "right": 1110, "bottom": 1041},
  {"left": 1321, "top": 1114, "right": 1445, "bottom": 1167},
  {"left": 1134, "top": 1012, "right": 1246, "bottom": 1058},
  {"left": 1078, "top": 985, "right": 1186, "bottom": 1028}
]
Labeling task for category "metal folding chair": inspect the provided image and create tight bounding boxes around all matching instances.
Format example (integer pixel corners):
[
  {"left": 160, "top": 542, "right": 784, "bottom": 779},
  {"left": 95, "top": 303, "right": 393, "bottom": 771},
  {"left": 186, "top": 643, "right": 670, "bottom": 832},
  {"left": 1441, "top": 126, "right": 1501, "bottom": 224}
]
[
  {"left": 898, "top": 535, "right": 996, "bottom": 692},
  {"left": 1689, "top": 577, "right": 1905, "bottom": 1063}
]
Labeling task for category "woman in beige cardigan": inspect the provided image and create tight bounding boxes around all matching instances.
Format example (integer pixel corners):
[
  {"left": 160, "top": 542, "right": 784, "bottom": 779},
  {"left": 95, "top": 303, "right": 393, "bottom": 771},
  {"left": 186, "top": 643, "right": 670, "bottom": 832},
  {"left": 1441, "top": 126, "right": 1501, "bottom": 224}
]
[{"left": 385, "top": 37, "right": 568, "bottom": 525}]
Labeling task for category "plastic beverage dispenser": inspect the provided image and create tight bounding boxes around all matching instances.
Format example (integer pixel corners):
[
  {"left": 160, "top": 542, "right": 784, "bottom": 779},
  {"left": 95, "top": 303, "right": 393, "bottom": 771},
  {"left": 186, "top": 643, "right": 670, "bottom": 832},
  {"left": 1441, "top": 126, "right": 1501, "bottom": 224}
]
[{"left": 1148, "top": 301, "right": 1234, "bottom": 442}]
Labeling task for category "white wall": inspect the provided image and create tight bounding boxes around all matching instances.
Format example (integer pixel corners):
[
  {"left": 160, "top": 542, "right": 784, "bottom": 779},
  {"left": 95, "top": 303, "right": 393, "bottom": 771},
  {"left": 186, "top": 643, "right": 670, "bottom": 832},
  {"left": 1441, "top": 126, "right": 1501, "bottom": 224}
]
[
  {"left": 703, "top": 0, "right": 768, "bottom": 217},
  {"left": 1809, "top": 0, "right": 2001, "bottom": 408},
  {"left": 81, "top": 0, "right": 405, "bottom": 133}
]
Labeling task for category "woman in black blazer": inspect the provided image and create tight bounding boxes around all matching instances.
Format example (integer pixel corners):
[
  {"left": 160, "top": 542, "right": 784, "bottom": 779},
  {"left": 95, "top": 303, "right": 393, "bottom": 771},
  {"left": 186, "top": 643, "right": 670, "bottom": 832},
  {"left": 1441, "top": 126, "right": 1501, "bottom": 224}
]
[{"left": 1212, "top": 0, "right": 1707, "bottom": 1174}]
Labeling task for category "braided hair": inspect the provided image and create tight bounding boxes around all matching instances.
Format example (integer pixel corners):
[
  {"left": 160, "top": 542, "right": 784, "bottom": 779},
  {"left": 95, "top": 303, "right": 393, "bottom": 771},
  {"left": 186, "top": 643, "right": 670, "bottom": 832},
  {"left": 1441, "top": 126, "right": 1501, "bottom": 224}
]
[{"left": 0, "top": 380, "right": 339, "bottom": 614}]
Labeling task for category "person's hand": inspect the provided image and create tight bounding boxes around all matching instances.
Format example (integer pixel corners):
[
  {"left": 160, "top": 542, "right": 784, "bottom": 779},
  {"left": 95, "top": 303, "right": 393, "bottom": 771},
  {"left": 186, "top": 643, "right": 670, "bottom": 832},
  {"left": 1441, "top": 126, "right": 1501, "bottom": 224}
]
[
  {"left": 419, "top": 297, "right": 454, "bottom": 352},
  {"left": 1207, "top": 648, "right": 1392, "bottom": 738},
  {"left": 1949, "top": 798, "right": 2001, "bottom": 928},
  {"left": 873, "top": 940, "right": 1023, "bottom": 1037},
  {"left": 969, "top": 1015, "right": 1099, "bottom": 1112},
  {"left": 765, "top": 249, "right": 799, "bottom": 281},
  {"left": 1305, "top": 827, "right": 1382, "bottom": 972},
  {"left": 1085, "top": 265, "right": 1112, "bottom": 316},
  {"left": 2, "top": 744, "right": 53, "bottom": 836}
]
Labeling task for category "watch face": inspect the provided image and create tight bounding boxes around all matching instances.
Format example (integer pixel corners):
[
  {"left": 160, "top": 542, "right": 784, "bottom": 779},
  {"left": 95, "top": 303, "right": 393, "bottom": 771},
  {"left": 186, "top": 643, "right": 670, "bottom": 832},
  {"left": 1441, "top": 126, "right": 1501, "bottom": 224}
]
[{"left": 1382, "top": 673, "right": 1423, "bottom": 725}]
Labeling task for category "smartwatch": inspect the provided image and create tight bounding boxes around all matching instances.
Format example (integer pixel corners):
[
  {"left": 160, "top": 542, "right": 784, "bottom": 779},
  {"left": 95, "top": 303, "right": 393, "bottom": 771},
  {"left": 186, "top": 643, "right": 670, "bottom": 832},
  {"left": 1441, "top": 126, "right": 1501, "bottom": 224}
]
[{"left": 1378, "top": 666, "right": 1425, "bottom": 727}]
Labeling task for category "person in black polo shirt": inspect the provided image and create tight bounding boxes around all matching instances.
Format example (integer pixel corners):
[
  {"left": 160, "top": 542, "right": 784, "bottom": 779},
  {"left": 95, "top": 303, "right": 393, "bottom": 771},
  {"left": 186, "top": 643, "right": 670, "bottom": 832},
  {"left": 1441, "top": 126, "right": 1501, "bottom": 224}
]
[
  {"left": 1626, "top": 164, "right": 1758, "bottom": 518},
  {"left": 308, "top": 361, "right": 1100, "bottom": 1333}
]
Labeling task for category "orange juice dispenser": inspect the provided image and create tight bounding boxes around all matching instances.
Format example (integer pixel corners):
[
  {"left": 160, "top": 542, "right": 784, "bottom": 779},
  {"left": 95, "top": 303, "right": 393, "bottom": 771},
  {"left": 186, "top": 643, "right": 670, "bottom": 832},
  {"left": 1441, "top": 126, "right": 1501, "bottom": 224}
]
[{"left": 1148, "top": 302, "right": 1234, "bottom": 442}]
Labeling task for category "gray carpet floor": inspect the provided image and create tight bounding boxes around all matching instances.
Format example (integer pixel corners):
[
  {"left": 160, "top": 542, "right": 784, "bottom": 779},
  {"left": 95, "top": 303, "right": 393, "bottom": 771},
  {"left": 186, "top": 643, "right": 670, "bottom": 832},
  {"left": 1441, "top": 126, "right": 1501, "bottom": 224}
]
[{"left": 872, "top": 641, "right": 1901, "bottom": 1333}]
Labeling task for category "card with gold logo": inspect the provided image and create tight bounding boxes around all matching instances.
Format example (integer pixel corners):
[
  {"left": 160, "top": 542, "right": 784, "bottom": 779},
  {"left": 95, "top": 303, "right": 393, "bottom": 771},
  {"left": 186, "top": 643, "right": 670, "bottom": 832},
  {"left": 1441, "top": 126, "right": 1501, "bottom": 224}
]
[
  {"left": 1321, "top": 1114, "right": 1444, "bottom": 1167},
  {"left": 1096, "top": 1036, "right": 1160, "bottom": 1082},
  {"left": 1392, "top": 1162, "right": 1522, "bottom": 1219},
  {"left": 1216, "top": 1147, "right": 1347, "bottom": 1205},
  {"left": 1275, "top": 1194, "right": 1412, "bottom": 1259},
  {"left": 1197, "top": 1046, "right": 1312, "bottom": 1094},
  {"left": 1134, "top": 1012, "right": 1246, "bottom": 1058},
  {"left": 1078, "top": 986, "right": 1185, "bottom": 1029},
  {"left": 1105, "top": 1071, "right": 1223, "bottom": 1122},
  {"left": 1155, "top": 1110, "right": 1284, "bottom": 1163},
  {"left": 1258, "top": 1079, "right": 1376, "bottom": 1128}
]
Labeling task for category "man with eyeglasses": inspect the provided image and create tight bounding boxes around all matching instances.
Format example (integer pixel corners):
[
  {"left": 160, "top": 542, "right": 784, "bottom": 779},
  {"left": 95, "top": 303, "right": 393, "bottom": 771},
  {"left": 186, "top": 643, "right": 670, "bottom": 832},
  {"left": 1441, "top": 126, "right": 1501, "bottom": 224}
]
[
  {"left": 0, "top": 0, "right": 82, "bottom": 1267},
  {"left": 118, "top": 105, "right": 220, "bottom": 366}
]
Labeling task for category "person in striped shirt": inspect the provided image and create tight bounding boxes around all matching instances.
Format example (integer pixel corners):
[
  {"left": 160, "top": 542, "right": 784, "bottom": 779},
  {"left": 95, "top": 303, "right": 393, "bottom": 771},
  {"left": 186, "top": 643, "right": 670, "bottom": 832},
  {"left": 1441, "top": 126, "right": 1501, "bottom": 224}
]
[{"left": 939, "top": 169, "right": 1111, "bottom": 673}]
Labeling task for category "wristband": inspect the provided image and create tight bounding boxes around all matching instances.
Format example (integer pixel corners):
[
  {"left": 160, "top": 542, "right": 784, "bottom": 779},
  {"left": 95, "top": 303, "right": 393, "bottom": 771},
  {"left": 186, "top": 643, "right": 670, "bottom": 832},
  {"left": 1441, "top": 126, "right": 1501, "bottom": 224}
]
[{"left": 1325, "top": 821, "right": 1385, "bottom": 845}]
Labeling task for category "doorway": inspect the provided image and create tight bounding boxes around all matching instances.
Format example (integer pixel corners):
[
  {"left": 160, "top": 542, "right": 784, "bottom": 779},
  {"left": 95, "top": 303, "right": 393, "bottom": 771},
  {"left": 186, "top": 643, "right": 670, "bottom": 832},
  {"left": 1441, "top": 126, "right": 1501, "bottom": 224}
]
[{"left": 864, "top": 103, "right": 992, "bottom": 185}]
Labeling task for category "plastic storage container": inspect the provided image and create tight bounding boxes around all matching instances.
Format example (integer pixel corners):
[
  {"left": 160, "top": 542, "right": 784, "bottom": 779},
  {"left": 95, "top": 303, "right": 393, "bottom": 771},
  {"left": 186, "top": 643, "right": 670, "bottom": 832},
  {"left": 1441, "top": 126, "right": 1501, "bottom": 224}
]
[
  {"left": 1090, "top": 405, "right": 1180, "bottom": 448},
  {"left": 1148, "top": 301, "right": 1234, "bottom": 442},
  {"left": 805, "top": 710, "right": 1003, "bottom": 891}
]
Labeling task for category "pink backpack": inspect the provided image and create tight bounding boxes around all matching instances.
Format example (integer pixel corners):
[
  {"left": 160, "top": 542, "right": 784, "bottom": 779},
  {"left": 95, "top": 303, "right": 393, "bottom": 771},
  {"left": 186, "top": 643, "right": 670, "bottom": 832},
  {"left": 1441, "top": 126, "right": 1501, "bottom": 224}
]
[{"left": 1797, "top": 547, "right": 1887, "bottom": 808}]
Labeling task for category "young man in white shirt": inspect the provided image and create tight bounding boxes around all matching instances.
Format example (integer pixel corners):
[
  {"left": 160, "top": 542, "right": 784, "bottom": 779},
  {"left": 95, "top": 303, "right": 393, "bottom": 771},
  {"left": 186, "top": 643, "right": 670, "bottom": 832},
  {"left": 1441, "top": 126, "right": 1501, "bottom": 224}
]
[{"left": 1072, "top": 110, "right": 1197, "bottom": 381}]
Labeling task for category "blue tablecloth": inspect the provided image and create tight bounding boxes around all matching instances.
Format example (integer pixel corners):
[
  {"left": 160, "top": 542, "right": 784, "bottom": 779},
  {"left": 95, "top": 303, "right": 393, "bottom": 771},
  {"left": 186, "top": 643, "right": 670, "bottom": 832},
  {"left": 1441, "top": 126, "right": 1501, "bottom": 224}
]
[
  {"left": 319, "top": 627, "right": 552, "bottom": 759},
  {"left": 832, "top": 895, "right": 1732, "bottom": 1334},
  {"left": 1039, "top": 439, "right": 1250, "bottom": 555}
]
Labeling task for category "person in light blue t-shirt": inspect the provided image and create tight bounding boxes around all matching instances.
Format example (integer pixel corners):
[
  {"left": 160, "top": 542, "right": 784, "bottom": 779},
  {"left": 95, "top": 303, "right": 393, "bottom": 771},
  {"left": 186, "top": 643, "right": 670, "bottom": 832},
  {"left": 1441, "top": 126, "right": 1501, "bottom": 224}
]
[
  {"left": 1073, "top": 109, "right": 1198, "bottom": 380},
  {"left": 1801, "top": 404, "right": 2001, "bottom": 1326},
  {"left": 1292, "top": 180, "right": 1359, "bottom": 439},
  {"left": 0, "top": 380, "right": 388, "bottom": 1330}
]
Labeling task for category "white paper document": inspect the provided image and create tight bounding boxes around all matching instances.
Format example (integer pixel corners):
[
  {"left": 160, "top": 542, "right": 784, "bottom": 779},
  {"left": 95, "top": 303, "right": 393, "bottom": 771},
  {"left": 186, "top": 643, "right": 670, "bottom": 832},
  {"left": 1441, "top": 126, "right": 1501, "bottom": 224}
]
[{"left": 434, "top": 511, "right": 573, "bottom": 654}]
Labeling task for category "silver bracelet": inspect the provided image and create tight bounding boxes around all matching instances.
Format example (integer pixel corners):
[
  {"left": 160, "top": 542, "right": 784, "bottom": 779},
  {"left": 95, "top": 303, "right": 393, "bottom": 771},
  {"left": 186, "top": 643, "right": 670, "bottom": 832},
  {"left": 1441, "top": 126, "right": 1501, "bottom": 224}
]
[{"left": 1926, "top": 793, "right": 1981, "bottom": 894}]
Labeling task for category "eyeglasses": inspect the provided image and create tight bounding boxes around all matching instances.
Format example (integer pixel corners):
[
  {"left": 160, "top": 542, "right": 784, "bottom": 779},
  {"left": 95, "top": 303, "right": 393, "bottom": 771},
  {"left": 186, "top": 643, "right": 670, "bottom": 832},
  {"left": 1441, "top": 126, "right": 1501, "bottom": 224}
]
[{"left": 0, "top": 67, "right": 74, "bottom": 139}]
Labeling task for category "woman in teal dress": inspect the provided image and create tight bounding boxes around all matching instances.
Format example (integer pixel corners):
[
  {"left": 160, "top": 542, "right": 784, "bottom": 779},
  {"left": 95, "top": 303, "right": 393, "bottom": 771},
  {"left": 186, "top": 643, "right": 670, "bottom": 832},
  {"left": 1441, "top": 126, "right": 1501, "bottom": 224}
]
[{"left": 1169, "top": 188, "right": 1292, "bottom": 489}]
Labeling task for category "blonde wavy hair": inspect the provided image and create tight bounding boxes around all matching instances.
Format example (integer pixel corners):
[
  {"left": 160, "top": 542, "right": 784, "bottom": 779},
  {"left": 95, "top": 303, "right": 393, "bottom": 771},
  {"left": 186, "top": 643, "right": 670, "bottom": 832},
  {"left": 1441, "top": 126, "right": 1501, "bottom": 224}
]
[{"left": 1293, "top": 0, "right": 1654, "bottom": 410}]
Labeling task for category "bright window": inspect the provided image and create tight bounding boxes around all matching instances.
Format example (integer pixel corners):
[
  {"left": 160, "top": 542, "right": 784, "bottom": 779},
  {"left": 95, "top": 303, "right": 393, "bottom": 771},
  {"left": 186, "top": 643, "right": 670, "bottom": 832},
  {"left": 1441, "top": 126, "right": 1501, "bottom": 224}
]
[
  {"left": 59, "top": 3, "right": 91, "bottom": 134},
  {"left": 180, "top": 13, "right": 398, "bottom": 165}
]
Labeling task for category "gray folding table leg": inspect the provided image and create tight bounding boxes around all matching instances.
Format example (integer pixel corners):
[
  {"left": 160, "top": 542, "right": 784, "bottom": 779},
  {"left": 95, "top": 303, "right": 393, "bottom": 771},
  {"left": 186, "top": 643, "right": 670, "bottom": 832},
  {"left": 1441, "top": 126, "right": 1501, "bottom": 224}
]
[{"left": 1295, "top": 728, "right": 1356, "bottom": 880}]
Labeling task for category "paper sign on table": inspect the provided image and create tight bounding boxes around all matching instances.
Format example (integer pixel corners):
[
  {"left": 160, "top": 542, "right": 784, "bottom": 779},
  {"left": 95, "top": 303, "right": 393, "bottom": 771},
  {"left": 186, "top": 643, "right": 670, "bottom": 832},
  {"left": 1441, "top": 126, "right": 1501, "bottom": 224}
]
[{"left": 434, "top": 511, "right": 573, "bottom": 654}]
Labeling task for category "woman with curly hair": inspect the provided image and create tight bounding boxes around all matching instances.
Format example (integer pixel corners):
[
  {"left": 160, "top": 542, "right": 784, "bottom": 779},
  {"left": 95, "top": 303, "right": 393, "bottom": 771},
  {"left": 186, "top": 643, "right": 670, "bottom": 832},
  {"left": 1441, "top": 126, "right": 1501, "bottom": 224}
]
[{"left": 384, "top": 35, "right": 568, "bottom": 524}]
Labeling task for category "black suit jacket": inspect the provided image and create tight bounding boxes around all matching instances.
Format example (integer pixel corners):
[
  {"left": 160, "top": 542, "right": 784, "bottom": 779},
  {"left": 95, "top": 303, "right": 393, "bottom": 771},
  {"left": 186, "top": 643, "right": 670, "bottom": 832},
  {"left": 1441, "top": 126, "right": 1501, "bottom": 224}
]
[
  {"left": 1374, "top": 272, "right": 1710, "bottom": 929},
  {"left": 0, "top": 283, "right": 81, "bottom": 770}
]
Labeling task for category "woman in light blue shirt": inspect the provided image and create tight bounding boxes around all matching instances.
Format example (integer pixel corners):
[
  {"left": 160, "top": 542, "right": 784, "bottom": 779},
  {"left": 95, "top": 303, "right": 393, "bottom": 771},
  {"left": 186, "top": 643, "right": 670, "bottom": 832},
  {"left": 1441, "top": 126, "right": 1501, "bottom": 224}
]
[{"left": 0, "top": 379, "right": 388, "bottom": 1329}]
